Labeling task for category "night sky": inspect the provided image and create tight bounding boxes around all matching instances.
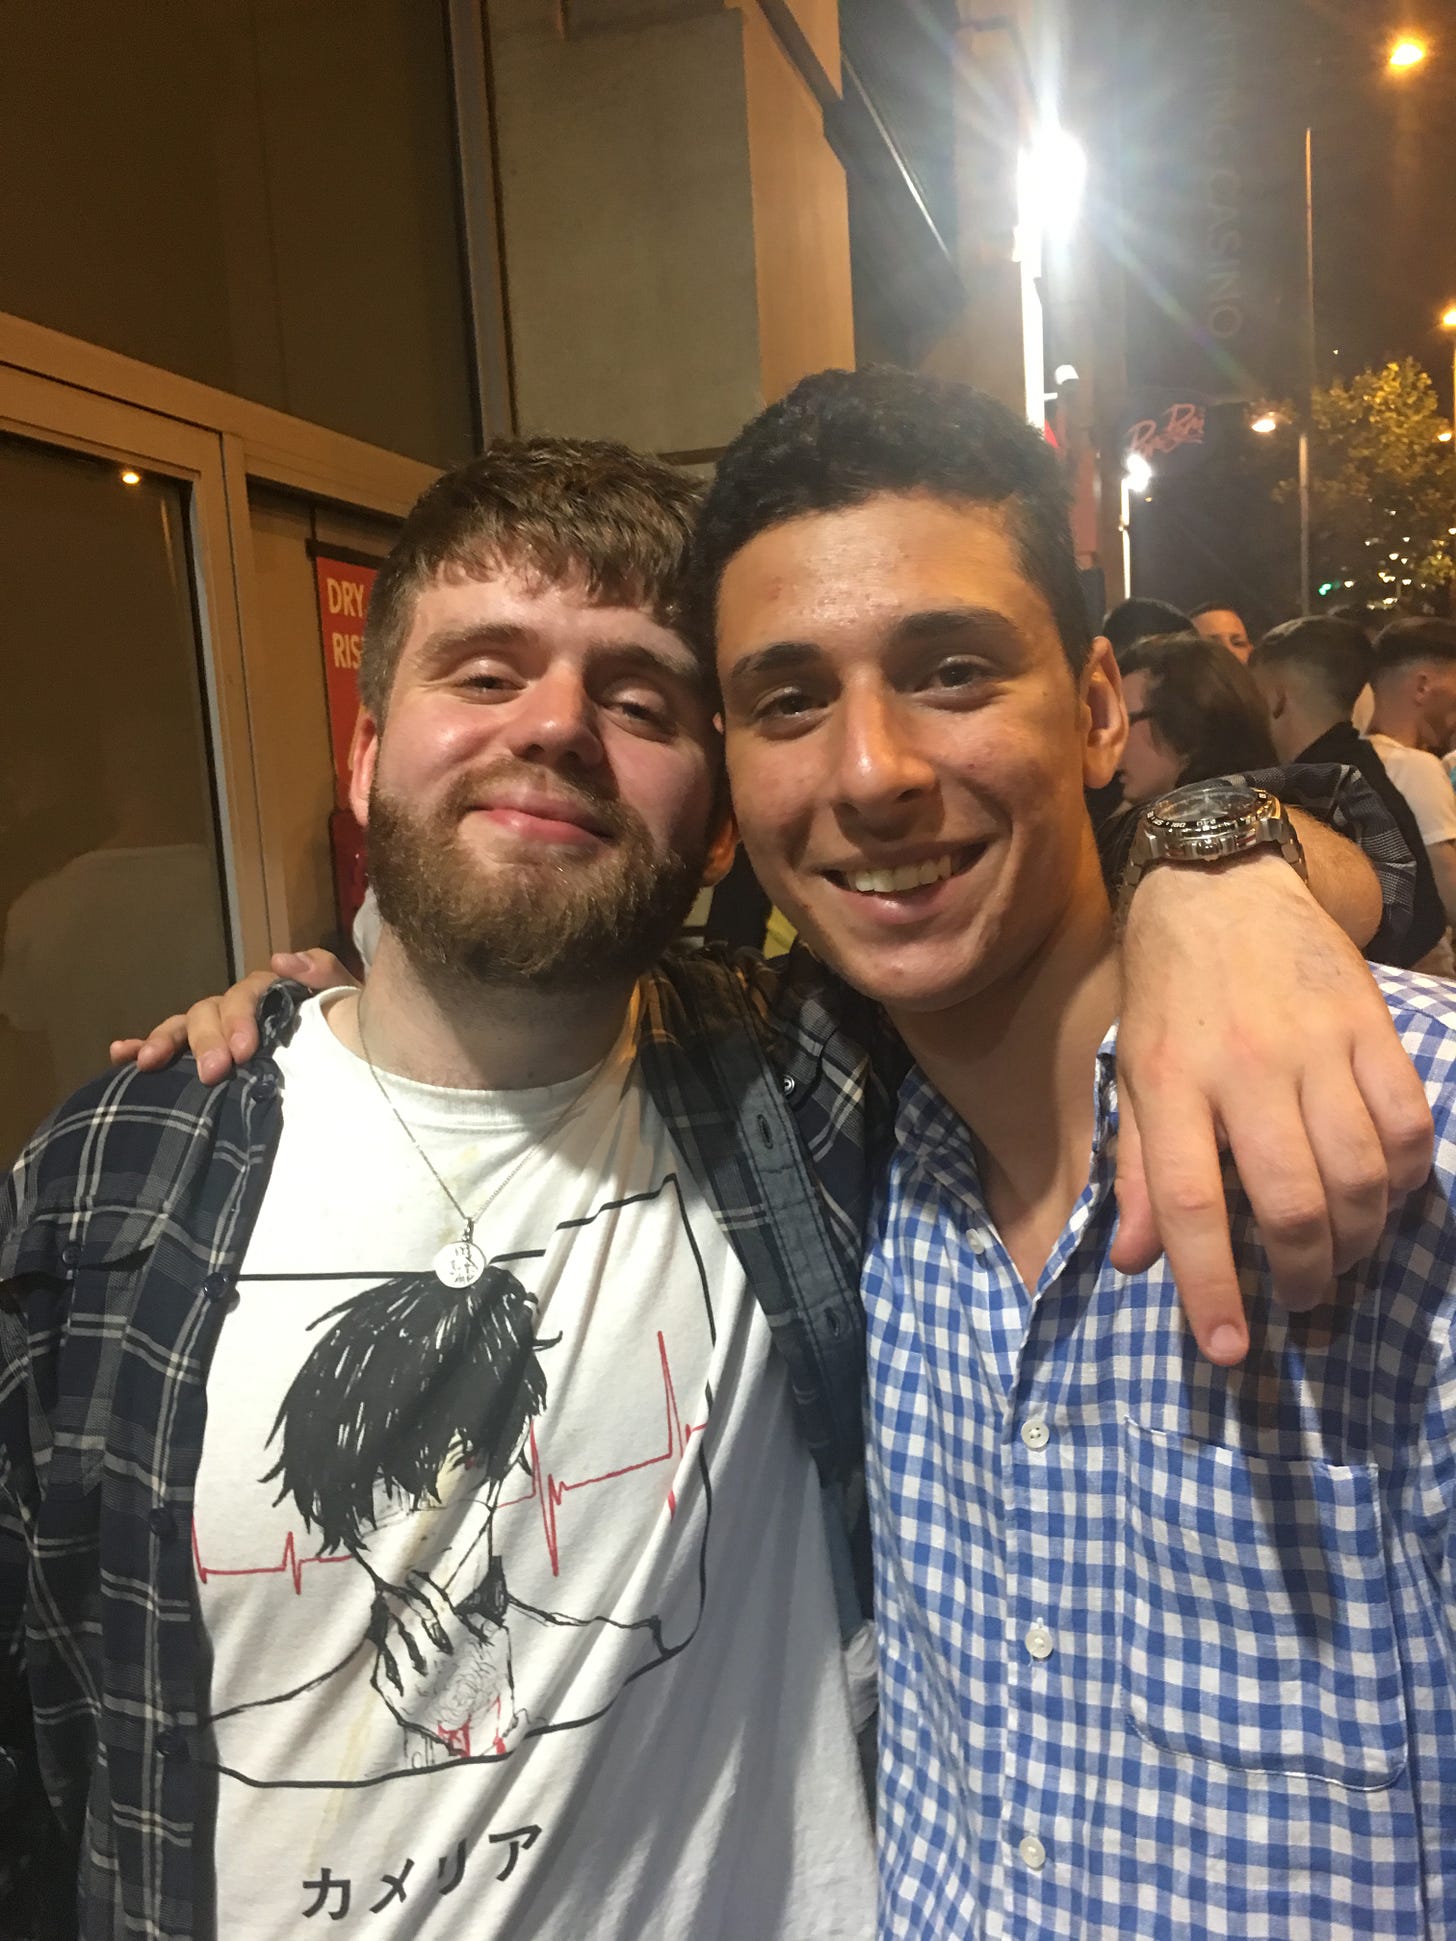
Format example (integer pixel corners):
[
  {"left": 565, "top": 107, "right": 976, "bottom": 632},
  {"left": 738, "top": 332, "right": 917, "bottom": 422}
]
[{"left": 1308, "top": 0, "right": 1456, "bottom": 408}]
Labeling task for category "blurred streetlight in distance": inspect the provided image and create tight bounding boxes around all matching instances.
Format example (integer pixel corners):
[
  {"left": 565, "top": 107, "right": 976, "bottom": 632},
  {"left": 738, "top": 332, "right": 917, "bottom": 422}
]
[
  {"left": 1388, "top": 36, "right": 1429, "bottom": 67},
  {"left": 1251, "top": 413, "right": 1279, "bottom": 436},
  {"left": 1123, "top": 452, "right": 1153, "bottom": 493}
]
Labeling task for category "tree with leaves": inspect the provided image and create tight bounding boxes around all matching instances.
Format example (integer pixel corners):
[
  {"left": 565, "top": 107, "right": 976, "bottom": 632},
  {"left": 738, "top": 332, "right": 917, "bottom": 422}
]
[{"left": 1276, "top": 359, "right": 1456, "bottom": 612}]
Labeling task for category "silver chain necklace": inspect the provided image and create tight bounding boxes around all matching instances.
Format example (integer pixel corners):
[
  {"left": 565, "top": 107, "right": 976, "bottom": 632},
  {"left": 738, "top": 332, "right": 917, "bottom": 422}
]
[{"left": 356, "top": 1000, "right": 590, "bottom": 1290}]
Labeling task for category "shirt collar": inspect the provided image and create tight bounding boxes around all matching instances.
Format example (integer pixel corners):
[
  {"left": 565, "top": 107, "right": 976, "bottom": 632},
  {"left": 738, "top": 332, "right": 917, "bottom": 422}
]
[{"left": 894, "top": 1020, "right": 1122, "bottom": 1208}]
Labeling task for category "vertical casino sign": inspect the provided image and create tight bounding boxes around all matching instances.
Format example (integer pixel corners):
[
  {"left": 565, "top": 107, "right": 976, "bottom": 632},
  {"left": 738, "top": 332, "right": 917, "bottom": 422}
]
[{"left": 312, "top": 550, "right": 380, "bottom": 946}]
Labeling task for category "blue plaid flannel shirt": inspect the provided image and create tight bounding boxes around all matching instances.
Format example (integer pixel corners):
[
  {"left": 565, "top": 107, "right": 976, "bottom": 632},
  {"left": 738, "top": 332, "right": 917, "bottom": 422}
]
[{"left": 866, "top": 965, "right": 1456, "bottom": 1940}]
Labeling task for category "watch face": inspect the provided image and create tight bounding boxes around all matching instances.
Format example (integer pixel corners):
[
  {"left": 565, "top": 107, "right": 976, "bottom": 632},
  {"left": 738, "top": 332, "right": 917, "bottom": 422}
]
[{"left": 1149, "top": 781, "right": 1263, "bottom": 831}]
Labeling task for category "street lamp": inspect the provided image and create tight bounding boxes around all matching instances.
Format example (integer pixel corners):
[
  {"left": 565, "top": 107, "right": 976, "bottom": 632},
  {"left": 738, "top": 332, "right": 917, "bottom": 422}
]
[
  {"left": 1251, "top": 413, "right": 1279, "bottom": 436},
  {"left": 1388, "top": 37, "right": 1429, "bottom": 68},
  {"left": 1015, "top": 122, "right": 1088, "bottom": 428}
]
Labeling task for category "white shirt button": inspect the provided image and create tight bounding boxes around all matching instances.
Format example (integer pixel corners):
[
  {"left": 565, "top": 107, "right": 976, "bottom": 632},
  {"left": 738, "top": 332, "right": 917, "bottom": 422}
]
[
  {"left": 1020, "top": 1418, "right": 1050, "bottom": 1450},
  {"left": 1019, "top": 1833, "right": 1047, "bottom": 1870},
  {"left": 1024, "top": 1621, "right": 1055, "bottom": 1661}
]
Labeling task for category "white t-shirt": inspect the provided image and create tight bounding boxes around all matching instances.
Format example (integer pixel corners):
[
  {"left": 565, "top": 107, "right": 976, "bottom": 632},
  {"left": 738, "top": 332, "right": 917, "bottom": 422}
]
[
  {"left": 1364, "top": 734, "right": 1456, "bottom": 848},
  {"left": 193, "top": 993, "right": 873, "bottom": 1940}
]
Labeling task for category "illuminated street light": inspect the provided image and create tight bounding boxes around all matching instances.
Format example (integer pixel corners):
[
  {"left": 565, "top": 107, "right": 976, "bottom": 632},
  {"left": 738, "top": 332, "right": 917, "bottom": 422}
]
[
  {"left": 1017, "top": 123, "right": 1087, "bottom": 251},
  {"left": 1251, "top": 413, "right": 1280, "bottom": 436},
  {"left": 1388, "top": 36, "right": 1429, "bottom": 68},
  {"left": 1124, "top": 452, "right": 1153, "bottom": 494},
  {"left": 1443, "top": 306, "right": 1456, "bottom": 330},
  {"left": 119, "top": 469, "right": 141, "bottom": 486}
]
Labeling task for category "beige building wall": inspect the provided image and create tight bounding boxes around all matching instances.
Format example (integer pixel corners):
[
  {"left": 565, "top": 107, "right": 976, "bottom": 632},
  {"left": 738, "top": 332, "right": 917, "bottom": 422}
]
[{"left": 487, "top": 0, "right": 855, "bottom": 450}]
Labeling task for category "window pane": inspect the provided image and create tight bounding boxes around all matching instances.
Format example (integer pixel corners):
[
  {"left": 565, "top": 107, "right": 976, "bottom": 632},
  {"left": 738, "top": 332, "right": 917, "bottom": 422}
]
[{"left": 0, "top": 435, "right": 231, "bottom": 1160}]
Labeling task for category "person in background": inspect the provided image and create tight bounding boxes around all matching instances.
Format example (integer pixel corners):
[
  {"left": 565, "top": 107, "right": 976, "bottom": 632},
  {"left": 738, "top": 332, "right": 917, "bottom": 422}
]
[
  {"left": 1250, "top": 617, "right": 1451, "bottom": 972},
  {"left": 1189, "top": 600, "right": 1253, "bottom": 662},
  {"left": 1115, "top": 632, "right": 1276, "bottom": 806},
  {"left": 1100, "top": 596, "right": 1191, "bottom": 664},
  {"left": 1366, "top": 618, "right": 1456, "bottom": 938}
]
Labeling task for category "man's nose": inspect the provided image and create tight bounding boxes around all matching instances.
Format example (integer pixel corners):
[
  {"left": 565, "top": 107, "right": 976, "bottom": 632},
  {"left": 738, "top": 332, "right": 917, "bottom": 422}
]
[
  {"left": 832, "top": 685, "right": 936, "bottom": 824},
  {"left": 501, "top": 664, "right": 604, "bottom": 769}
]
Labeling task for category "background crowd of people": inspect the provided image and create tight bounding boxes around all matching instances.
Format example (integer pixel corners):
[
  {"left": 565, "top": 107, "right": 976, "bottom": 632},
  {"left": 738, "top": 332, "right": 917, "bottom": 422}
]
[{"left": 1097, "top": 596, "right": 1456, "bottom": 975}]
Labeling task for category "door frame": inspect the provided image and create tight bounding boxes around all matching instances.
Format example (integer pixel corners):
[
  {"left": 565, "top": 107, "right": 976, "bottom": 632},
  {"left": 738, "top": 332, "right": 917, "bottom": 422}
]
[{"left": 0, "top": 311, "right": 439, "bottom": 964}]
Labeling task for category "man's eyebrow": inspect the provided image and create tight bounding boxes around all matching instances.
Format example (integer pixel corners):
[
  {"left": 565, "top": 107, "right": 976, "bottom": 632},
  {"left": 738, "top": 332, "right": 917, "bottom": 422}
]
[
  {"left": 721, "top": 640, "right": 824, "bottom": 694},
  {"left": 416, "top": 620, "right": 533, "bottom": 669},
  {"left": 416, "top": 621, "right": 704, "bottom": 688},
  {"left": 888, "top": 606, "right": 1023, "bottom": 649}
]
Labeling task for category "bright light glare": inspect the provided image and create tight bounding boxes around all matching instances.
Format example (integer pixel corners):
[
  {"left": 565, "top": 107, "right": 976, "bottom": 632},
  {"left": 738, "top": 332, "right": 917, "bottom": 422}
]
[
  {"left": 1124, "top": 453, "right": 1154, "bottom": 493},
  {"left": 1441, "top": 431, "right": 1454, "bottom": 443},
  {"left": 1054, "top": 364, "right": 1080, "bottom": 386},
  {"left": 1442, "top": 305, "right": 1456, "bottom": 330},
  {"left": 1017, "top": 124, "right": 1087, "bottom": 254},
  {"left": 1389, "top": 36, "right": 1428, "bottom": 67},
  {"left": 1251, "top": 413, "right": 1279, "bottom": 435},
  {"left": 119, "top": 469, "right": 141, "bottom": 486}
]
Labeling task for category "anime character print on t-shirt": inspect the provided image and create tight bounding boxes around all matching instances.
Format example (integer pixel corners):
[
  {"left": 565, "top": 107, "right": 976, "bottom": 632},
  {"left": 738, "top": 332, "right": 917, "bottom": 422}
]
[{"left": 195, "top": 1172, "right": 716, "bottom": 1789}]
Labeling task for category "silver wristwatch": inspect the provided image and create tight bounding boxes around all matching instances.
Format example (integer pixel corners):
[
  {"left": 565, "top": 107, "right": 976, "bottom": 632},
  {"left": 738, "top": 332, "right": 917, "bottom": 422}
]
[{"left": 1118, "top": 780, "right": 1309, "bottom": 917}]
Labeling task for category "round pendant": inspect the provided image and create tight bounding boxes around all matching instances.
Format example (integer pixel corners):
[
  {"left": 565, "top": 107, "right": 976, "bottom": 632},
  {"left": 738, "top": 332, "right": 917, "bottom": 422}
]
[{"left": 434, "top": 1238, "right": 487, "bottom": 1289}]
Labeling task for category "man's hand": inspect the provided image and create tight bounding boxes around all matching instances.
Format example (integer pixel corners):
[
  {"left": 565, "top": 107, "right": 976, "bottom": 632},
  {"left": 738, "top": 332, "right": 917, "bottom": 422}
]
[
  {"left": 1113, "top": 854, "right": 1434, "bottom": 1365},
  {"left": 108, "top": 949, "right": 356, "bottom": 1084}
]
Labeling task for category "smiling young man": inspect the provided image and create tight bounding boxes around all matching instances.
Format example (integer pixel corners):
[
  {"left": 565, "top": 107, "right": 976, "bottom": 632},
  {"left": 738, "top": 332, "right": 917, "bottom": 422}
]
[{"left": 697, "top": 368, "right": 1456, "bottom": 1939}]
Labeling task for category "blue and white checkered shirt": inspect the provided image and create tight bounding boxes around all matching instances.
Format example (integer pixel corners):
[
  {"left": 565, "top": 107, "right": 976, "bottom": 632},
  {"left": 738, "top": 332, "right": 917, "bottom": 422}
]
[{"left": 865, "top": 966, "right": 1456, "bottom": 1940}]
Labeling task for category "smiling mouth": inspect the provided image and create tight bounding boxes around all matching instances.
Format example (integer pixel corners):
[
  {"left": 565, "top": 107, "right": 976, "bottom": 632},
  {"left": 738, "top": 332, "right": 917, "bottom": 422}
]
[{"left": 825, "top": 845, "right": 986, "bottom": 896}]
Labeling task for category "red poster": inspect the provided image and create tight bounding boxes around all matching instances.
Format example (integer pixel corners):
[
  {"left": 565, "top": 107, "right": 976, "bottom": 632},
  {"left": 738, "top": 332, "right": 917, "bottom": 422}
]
[{"left": 313, "top": 554, "right": 379, "bottom": 811}]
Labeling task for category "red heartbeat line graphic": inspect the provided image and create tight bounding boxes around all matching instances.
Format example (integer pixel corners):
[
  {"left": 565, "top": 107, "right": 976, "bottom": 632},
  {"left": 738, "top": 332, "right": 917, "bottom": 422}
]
[
  {"left": 192, "top": 1331, "right": 706, "bottom": 1592},
  {"left": 496, "top": 1330, "right": 705, "bottom": 1577},
  {"left": 191, "top": 1521, "right": 354, "bottom": 1594}
]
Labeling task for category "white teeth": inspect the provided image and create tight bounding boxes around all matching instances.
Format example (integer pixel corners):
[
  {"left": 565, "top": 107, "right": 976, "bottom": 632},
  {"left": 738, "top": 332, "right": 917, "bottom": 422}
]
[{"left": 845, "top": 853, "right": 957, "bottom": 895}]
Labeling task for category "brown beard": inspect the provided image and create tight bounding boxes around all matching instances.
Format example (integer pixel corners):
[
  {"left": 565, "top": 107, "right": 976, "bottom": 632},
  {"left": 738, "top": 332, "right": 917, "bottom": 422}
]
[{"left": 366, "top": 763, "right": 710, "bottom": 993}]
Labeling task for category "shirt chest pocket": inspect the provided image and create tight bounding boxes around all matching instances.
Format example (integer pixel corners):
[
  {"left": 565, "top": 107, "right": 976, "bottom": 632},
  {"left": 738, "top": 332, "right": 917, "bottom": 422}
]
[
  {"left": 1117, "top": 1418, "right": 1408, "bottom": 1790},
  {"left": 5, "top": 1202, "right": 164, "bottom": 1498}
]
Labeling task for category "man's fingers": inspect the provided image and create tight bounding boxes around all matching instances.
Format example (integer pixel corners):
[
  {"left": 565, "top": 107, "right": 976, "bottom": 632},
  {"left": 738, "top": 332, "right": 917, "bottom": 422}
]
[
  {"left": 271, "top": 948, "right": 358, "bottom": 993},
  {"left": 1352, "top": 1030, "right": 1435, "bottom": 1198},
  {"left": 1109, "top": 1097, "right": 1161, "bottom": 1274},
  {"left": 1221, "top": 1094, "right": 1334, "bottom": 1312},
  {"left": 110, "top": 1035, "right": 150, "bottom": 1068},
  {"left": 1293, "top": 1067, "right": 1391, "bottom": 1277},
  {"left": 1130, "top": 1088, "right": 1249, "bottom": 1366},
  {"left": 213, "top": 969, "right": 283, "bottom": 1067}
]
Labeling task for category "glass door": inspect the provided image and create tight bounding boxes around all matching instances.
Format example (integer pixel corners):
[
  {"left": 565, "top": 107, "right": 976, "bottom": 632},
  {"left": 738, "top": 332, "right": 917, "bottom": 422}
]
[{"left": 0, "top": 371, "right": 266, "bottom": 1160}]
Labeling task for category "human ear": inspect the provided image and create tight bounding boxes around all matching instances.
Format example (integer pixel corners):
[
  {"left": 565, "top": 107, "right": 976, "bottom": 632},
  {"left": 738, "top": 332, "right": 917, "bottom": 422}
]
[
  {"left": 347, "top": 708, "right": 381, "bottom": 829},
  {"left": 701, "top": 809, "right": 739, "bottom": 888},
  {"left": 1080, "top": 636, "right": 1126, "bottom": 790}
]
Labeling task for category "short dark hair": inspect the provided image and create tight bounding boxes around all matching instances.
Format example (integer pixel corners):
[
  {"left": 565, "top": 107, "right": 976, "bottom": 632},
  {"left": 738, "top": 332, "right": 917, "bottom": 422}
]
[
  {"left": 1325, "top": 601, "right": 1380, "bottom": 642},
  {"left": 264, "top": 1266, "right": 548, "bottom": 1556},
  {"left": 689, "top": 366, "right": 1093, "bottom": 671},
  {"left": 1373, "top": 616, "right": 1456, "bottom": 682},
  {"left": 1248, "top": 617, "right": 1373, "bottom": 716},
  {"left": 1120, "top": 632, "right": 1277, "bottom": 782},
  {"left": 361, "top": 438, "right": 703, "bottom": 719},
  {"left": 1187, "top": 600, "right": 1245, "bottom": 622},
  {"left": 1101, "top": 597, "right": 1193, "bottom": 659}
]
